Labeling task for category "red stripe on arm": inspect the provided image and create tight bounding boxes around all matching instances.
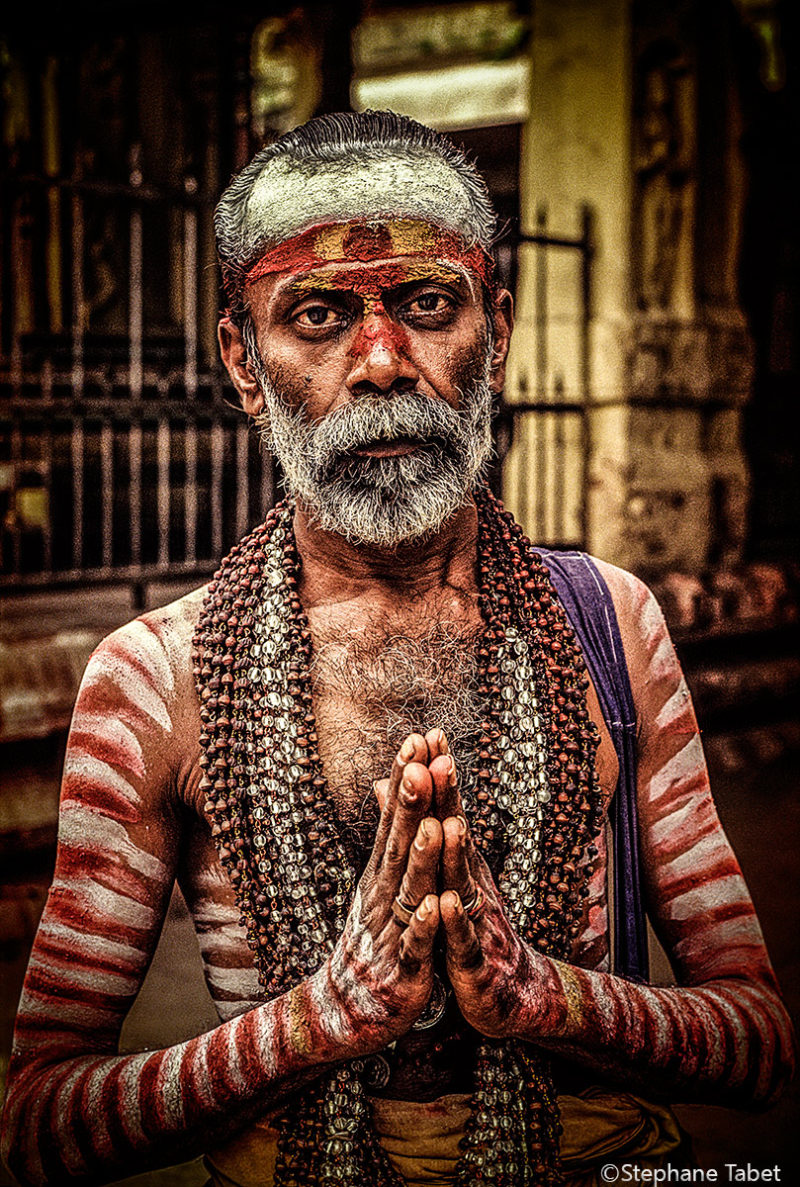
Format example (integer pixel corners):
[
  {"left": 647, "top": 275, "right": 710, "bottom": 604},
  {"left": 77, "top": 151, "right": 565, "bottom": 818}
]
[{"left": 508, "top": 564, "right": 796, "bottom": 1105}]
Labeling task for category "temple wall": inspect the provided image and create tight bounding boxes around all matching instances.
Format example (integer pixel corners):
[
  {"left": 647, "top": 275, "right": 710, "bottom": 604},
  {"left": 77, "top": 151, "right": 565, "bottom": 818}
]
[{"left": 505, "top": 0, "right": 753, "bottom": 578}]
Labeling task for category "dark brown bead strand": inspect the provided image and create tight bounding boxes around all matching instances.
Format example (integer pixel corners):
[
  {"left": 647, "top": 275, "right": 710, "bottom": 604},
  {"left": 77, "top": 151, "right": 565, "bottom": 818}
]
[{"left": 192, "top": 489, "right": 604, "bottom": 1187}]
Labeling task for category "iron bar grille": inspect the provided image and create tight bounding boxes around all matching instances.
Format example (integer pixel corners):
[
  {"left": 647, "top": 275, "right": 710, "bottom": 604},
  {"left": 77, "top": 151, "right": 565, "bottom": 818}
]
[
  {"left": 497, "top": 204, "right": 593, "bottom": 552},
  {"left": 1, "top": 164, "right": 274, "bottom": 592},
  {"left": 1, "top": 162, "right": 591, "bottom": 590}
]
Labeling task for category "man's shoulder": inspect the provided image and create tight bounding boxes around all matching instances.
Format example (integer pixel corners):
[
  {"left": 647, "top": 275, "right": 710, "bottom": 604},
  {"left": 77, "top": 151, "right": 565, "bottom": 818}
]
[
  {"left": 542, "top": 550, "right": 673, "bottom": 669},
  {"left": 589, "top": 555, "right": 654, "bottom": 610},
  {"left": 88, "top": 583, "right": 210, "bottom": 692},
  {"left": 584, "top": 556, "right": 675, "bottom": 678},
  {"left": 538, "top": 548, "right": 659, "bottom": 627}
]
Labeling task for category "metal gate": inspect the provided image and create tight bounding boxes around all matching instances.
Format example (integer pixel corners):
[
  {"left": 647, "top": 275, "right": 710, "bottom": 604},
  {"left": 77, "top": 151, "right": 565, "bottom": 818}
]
[
  {"left": 0, "top": 163, "right": 273, "bottom": 596},
  {"left": 498, "top": 205, "right": 592, "bottom": 550},
  {"left": 2, "top": 176, "right": 590, "bottom": 593}
]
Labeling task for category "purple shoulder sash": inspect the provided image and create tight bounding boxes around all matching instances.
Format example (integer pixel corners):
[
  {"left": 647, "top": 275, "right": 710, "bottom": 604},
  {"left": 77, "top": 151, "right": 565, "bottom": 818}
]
[{"left": 537, "top": 549, "right": 649, "bottom": 982}]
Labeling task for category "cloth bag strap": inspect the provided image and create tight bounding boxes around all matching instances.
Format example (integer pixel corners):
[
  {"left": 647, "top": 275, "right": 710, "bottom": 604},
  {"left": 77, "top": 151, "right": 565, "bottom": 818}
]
[{"left": 536, "top": 549, "right": 649, "bottom": 982}]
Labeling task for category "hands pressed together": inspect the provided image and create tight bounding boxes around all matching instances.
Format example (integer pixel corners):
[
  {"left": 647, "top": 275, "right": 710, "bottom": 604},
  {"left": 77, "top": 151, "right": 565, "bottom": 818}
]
[{"left": 323, "top": 730, "right": 539, "bottom": 1058}]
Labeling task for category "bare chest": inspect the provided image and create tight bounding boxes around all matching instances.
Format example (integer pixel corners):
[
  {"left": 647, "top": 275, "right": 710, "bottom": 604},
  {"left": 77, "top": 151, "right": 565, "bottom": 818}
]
[
  {"left": 307, "top": 618, "right": 487, "bottom": 856},
  {"left": 180, "top": 612, "right": 620, "bottom": 1012}
]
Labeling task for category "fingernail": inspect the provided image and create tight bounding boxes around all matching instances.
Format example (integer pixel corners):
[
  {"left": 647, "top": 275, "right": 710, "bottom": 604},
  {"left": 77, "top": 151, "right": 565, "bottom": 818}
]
[
  {"left": 448, "top": 758, "right": 457, "bottom": 787},
  {"left": 417, "top": 898, "right": 430, "bottom": 919},
  {"left": 419, "top": 818, "right": 429, "bottom": 839},
  {"left": 400, "top": 739, "right": 415, "bottom": 762},
  {"left": 401, "top": 776, "right": 417, "bottom": 801},
  {"left": 439, "top": 730, "right": 449, "bottom": 754},
  {"left": 457, "top": 814, "right": 468, "bottom": 836}
]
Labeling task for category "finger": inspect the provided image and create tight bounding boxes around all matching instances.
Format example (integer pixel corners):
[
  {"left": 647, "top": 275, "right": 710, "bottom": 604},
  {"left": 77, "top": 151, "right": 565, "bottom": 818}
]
[
  {"left": 373, "top": 778, "right": 390, "bottom": 812},
  {"left": 424, "top": 728, "right": 449, "bottom": 762},
  {"left": 371, "top": 734, "right": 428, "bottom": 862},
  {"left": 375, "top": 762, "right": 433, "bottom": 898},
  {"left": 397, "top": 894, "right": 440, "bottom": 976},
  {"left": 428, "top": 753, "right": 455, "bottom": 813},
  {"left": 397, "top": 817, "right": 443, "bottom": 909},
  {"left": 431, "top": 751, "right": 463, "bottom": 820},
  {"left": 442, "top": 814, "right": 478, "bottom": 903},
  {"left": 440, "top": 890, "right": 483, "bottom": 971}
]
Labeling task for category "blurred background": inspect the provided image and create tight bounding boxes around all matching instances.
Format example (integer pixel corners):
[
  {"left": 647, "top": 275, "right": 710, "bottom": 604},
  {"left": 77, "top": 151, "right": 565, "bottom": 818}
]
[{"left": 1, "top": 0, "right": 798, "bottom": 1182}]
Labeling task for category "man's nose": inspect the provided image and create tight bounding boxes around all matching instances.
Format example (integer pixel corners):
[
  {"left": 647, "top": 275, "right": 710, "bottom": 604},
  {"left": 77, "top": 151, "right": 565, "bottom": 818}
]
[{"left": 345, "top": 311, "right": 419, "bottom": 394}]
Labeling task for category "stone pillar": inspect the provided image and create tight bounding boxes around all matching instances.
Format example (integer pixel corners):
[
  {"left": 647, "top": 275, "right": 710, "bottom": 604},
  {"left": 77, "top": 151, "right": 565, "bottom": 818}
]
[{"left": 505, "top": 0, "right": 753, "bottom": 578}]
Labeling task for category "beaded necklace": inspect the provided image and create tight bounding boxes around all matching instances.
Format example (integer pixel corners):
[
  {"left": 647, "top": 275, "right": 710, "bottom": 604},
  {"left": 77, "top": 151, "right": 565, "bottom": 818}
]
[{"left": 193, "top": 485, "right": 602, "bottom": 1185}]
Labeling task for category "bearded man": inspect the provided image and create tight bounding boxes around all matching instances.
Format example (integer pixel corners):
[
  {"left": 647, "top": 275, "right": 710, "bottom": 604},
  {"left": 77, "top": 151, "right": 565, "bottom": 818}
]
[{"left": 1, "top": 111, "right": 794, "bottom": 1187}]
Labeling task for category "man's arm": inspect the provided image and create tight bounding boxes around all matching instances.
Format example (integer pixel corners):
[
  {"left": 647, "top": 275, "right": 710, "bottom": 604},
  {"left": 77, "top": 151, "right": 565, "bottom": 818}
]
[
  {"left": 0, "top": 611, "right": 441, "bottom": 1186},
  {"left": 438, "top": 564, "right": 796, "bottom": 1105}
]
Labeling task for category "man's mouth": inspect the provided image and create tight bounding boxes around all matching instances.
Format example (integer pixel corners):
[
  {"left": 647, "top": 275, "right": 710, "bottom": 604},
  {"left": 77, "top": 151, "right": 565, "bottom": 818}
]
[{"left": 352, "top": 436, "right": 422, "bottom": 458}]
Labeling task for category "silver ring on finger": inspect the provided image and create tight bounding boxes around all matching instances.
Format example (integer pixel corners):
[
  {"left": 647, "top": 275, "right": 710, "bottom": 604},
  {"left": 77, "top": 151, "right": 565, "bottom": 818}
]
[
  {"left": 461, "top": 885, "right": 486, "bottom": 920},
  {"left": 392, "top": 894, "right": 419, "bottom": 926},
  {"left": 412, "top": 973, "right": 450, "bottom": 1031}
]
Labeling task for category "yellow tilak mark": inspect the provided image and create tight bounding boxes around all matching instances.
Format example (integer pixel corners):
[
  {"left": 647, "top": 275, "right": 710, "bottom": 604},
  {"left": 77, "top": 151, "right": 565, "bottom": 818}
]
[
  {"left": 289, "top": 259, "right": 466, "bottom": 295},
  {"left": 311, "top": 218, "right": 440, "bottom": 262}
]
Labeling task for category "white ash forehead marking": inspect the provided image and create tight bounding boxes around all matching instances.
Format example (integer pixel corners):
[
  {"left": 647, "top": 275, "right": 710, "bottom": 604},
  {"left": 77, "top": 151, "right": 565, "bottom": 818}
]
[{"left": 246, "top": 155, "right": 477, "bottom": 248}]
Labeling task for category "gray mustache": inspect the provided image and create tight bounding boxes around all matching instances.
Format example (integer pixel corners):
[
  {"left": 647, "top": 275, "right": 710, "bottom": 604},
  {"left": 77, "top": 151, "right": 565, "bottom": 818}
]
[{"left": 309, "top": 393, "right": 466, "bottom": 462}]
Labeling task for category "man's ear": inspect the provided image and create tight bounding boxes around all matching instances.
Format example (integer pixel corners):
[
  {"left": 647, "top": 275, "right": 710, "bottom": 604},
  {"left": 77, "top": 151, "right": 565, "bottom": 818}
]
[
  {"left": 218, "top": 317, "right": 265, "bottom": 415},
  {"left": 488, "top": 288, "right": 514, "bottom": 396}
]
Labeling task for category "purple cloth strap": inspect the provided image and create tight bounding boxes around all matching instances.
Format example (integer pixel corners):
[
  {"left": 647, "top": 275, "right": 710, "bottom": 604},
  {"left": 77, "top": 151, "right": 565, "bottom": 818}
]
[{"left": 537, "top": 549, "right": 649, "bottom": 982}]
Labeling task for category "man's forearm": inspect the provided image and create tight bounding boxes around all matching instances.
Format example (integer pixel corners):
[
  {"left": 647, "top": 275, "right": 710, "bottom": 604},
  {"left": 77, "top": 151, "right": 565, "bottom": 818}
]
[
  {"left": 512, "top": 951, "right": 796, "bottom": 1106},
  {"left": 0, "top": 971, "right": 350, "bottom": 1187}
]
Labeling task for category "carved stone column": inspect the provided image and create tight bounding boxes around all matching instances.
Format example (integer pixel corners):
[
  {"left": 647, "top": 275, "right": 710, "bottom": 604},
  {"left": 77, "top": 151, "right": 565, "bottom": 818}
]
[
  {"left": 509, "top": 0, "right": 753, "bottom": 577},
  {"left": 622, "top": 1, "right": 753, "bottom": 578}
]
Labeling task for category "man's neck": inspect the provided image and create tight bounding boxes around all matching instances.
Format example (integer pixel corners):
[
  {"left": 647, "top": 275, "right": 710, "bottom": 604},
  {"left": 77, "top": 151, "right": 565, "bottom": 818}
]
[{"left": 293, "top": 500, "right": 480, "bottom": 615}]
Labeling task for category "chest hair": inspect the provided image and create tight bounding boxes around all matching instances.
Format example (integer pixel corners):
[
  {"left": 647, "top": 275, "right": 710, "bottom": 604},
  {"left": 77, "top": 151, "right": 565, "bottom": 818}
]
[{"left": 308, "top": 619, "right": 486, "bottom": 858}]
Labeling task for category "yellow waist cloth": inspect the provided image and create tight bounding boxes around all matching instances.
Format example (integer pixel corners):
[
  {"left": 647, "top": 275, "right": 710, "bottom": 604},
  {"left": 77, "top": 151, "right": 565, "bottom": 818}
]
[{"left": 204, "top": 1089, "right": 687, "bottom": 1187}]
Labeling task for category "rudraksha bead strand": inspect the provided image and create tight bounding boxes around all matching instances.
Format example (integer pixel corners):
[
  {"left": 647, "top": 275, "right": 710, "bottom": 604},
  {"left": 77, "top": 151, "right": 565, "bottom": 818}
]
[{"left": 192, "top": 487, "right": 605, "bottom": 1186}]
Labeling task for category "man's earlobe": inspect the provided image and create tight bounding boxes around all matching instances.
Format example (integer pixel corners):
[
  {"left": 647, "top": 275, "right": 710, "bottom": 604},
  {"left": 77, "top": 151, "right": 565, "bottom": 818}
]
[
  {"left": 218, "top": 317, "right": 265, "bottom": 416},
  {"left": 489, "top": 289, "right": 514, "bottom": 395}
]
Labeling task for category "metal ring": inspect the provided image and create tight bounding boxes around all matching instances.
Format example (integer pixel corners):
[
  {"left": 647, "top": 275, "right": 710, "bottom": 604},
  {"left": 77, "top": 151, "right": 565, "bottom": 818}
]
[
  {"left": 411, "top": 973, "right": 450, "bottom": 1031},
  {"left": 461, "top": 885, "right": 485, "bottom": 919},
  {"left": 392, "top": 895, "right": 419, "bottom": 926}
]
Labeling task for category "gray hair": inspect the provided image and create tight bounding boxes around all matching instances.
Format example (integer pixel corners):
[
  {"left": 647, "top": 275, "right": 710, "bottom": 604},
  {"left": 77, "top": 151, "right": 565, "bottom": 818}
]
[{"left": 215, "top": 110, "right": 498, "bottom": 324}]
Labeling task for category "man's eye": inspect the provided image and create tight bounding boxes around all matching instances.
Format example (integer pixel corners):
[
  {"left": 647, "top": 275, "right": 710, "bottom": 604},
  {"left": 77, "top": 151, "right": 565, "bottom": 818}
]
[
  {"left": 413, "top": 293, "right": 448, "bottom": 313},
  {"left": 402, "top": 291, "right": 454, "bottom": 319},
  {"left": 294, "top": 305, "right": 342, "bottom": 329}
]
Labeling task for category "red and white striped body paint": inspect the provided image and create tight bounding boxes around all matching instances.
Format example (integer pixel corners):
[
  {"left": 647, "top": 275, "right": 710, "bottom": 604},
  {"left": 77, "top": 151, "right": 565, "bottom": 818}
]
[
  {"left": 1, "top": 562, "right": 794, "bottom": 1184},
  {"left": 534, "top": 560, "right": 796, "bottom": 1102},
  {"left": 0, "top": 597, "right": 361, "bottom": 1185}
]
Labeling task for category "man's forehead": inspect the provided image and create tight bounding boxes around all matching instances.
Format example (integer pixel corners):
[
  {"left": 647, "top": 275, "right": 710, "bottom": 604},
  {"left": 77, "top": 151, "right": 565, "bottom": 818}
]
[
  {"left": 245, "top": 218, "right": 483, "bottom": 283},
  {"left": 245, "top": 154, "right": 476, "bottom": 248},
  {"left": 285, "top": 256, "right": 473, "bottom": 299}
]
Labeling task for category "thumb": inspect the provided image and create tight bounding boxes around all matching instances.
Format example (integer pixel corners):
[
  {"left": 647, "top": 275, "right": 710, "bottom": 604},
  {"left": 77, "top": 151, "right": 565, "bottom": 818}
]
[
  {"left": 441, "top": 890, "right": 482, "bottom": 971},
  {"left": 373, "top": 779, "right": 390, "bottom": 812}
]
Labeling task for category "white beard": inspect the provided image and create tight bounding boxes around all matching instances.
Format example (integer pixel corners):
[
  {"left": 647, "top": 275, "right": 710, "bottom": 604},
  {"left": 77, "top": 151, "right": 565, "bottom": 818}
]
[{"left": 249, "top": 348, "right": 495, "bottom": 548}]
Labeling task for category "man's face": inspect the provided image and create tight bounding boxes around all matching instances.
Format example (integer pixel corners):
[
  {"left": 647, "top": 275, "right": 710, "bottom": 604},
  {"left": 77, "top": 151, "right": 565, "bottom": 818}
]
[{"left": 222, "top": 219, "right": 511, "bottom": 545}]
